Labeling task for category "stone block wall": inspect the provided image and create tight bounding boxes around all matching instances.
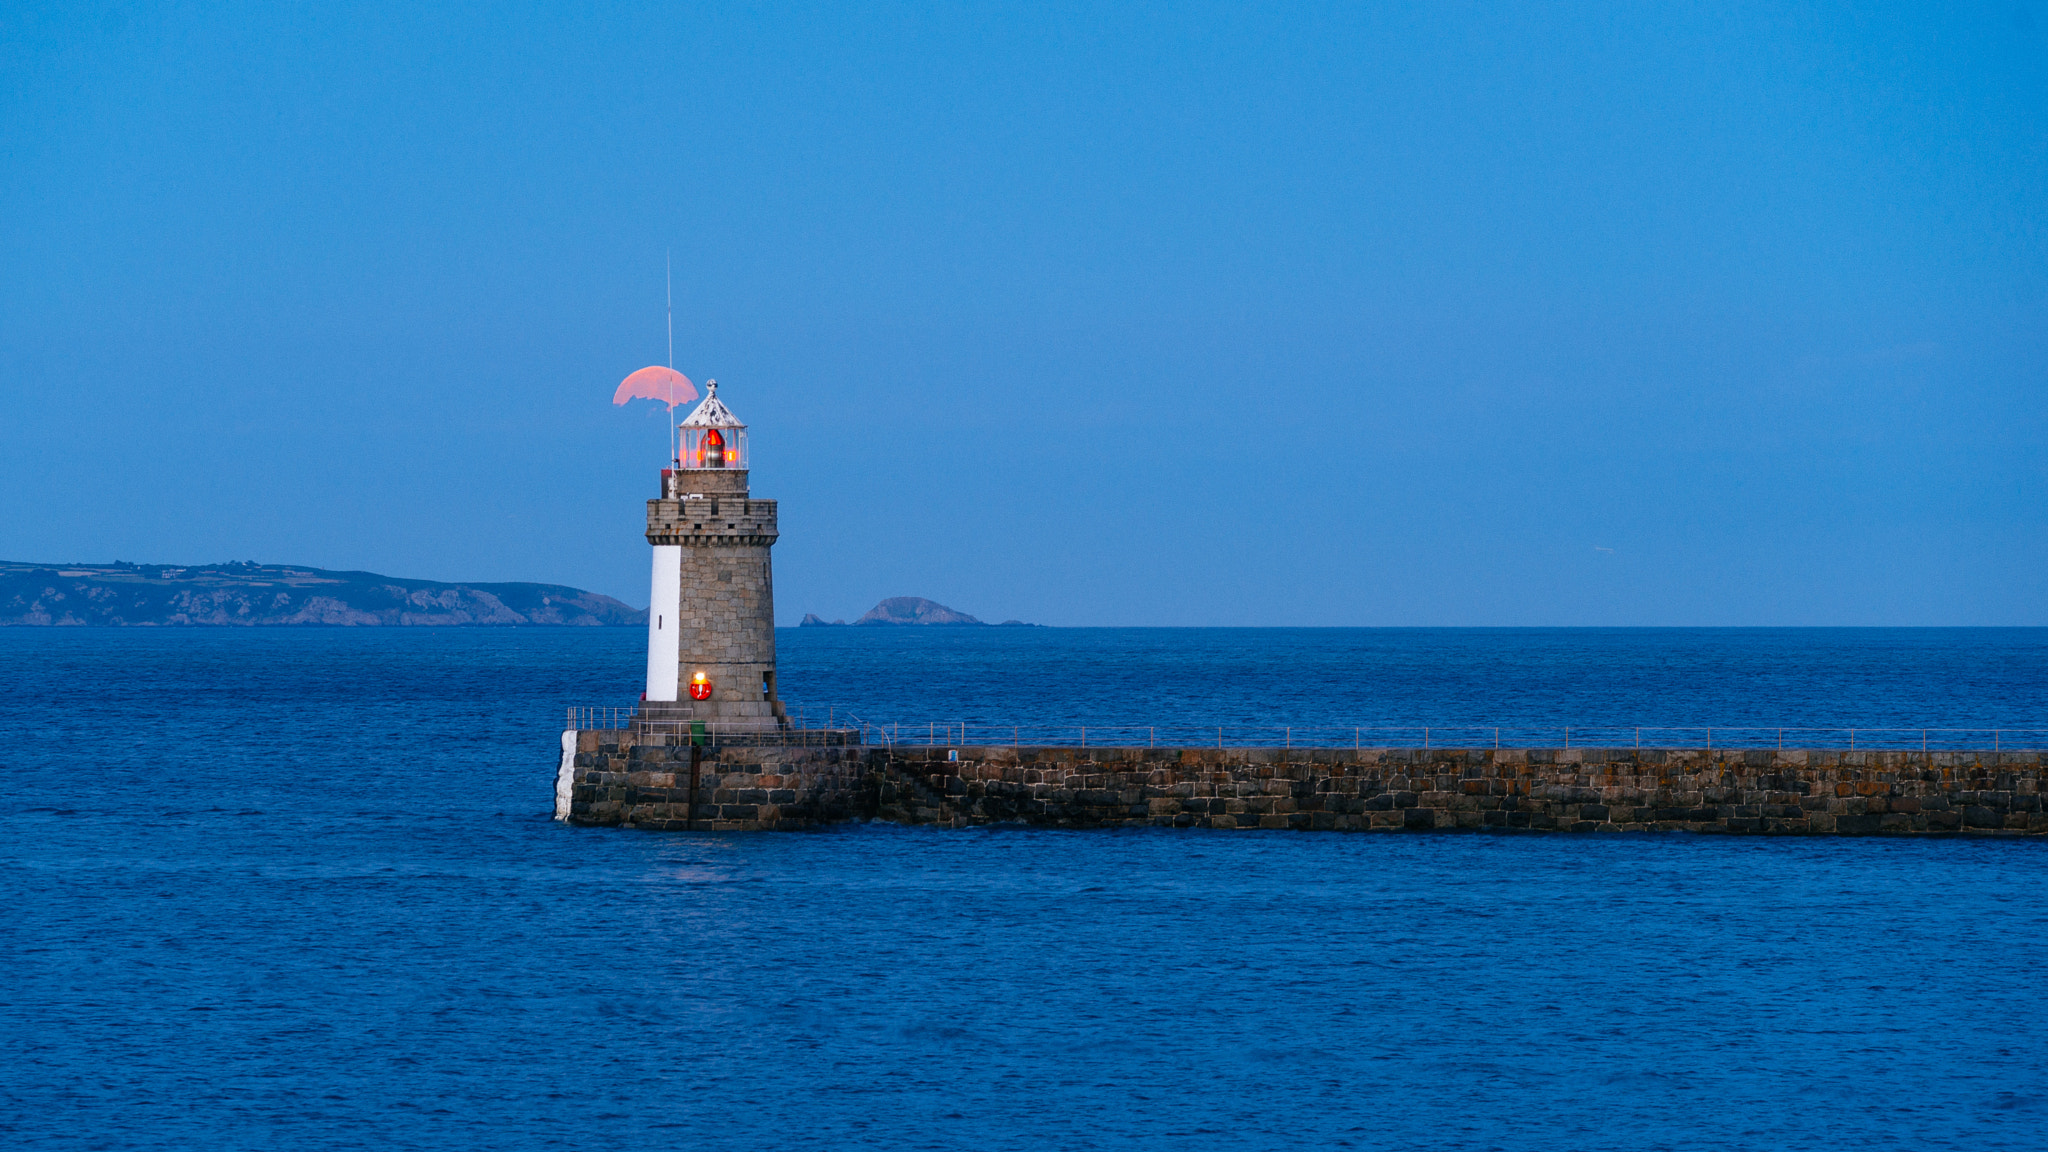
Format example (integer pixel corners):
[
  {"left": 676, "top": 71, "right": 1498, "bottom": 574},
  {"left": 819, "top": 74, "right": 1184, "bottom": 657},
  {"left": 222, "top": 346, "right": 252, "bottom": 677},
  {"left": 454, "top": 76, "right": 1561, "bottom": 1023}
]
[
  {"left": 566, "top": 729, "right": 869, "bottom": 831},
  {"left": 563, "top": 736, "right": 2048, "bottom": 836}
]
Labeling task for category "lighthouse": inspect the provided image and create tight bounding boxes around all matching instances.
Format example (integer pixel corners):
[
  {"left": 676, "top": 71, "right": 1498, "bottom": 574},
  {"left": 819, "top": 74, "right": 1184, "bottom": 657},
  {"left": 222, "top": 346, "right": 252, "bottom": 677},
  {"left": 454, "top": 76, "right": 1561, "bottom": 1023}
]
[{"left": 641, "top": 380, "right": 786, "bottom": 733}]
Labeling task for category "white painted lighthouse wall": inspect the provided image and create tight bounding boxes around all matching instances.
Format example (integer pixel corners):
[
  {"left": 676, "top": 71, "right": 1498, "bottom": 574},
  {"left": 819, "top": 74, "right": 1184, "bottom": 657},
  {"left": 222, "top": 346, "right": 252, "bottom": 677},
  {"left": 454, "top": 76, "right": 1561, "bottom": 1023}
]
[{"left": 645, "top": 544, "right": 682, "bottom": 701}]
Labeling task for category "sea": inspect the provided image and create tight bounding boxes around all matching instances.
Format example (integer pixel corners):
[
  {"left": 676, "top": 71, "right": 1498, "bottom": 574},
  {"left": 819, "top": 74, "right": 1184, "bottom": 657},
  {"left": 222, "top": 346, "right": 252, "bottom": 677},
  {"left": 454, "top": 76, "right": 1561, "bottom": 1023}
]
[{"left": 3, "top": 626, "right": 2046, "bottom": 1151}]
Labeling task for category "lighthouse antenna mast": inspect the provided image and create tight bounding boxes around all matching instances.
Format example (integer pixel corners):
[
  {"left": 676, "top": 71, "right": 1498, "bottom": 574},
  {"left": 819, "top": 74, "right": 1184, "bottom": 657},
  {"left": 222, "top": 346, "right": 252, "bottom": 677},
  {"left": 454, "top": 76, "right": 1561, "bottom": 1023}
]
[{"left": 666, "top": 251, "right": 676, "bottom": 466}]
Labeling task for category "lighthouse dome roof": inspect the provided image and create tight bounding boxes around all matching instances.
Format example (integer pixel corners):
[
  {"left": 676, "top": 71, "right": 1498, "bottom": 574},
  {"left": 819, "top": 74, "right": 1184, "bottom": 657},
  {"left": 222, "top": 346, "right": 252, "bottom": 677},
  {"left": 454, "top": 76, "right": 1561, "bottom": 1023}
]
[{"left": 679, "top": 380, "right": 744, "bottom": 428}]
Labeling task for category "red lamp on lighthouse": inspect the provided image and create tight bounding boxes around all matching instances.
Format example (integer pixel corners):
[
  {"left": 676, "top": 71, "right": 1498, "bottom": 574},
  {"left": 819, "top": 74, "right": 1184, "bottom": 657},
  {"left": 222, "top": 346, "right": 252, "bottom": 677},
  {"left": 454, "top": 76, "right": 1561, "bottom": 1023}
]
[{"left": 688, "top": 672, "right": 713, "bottom": 701}]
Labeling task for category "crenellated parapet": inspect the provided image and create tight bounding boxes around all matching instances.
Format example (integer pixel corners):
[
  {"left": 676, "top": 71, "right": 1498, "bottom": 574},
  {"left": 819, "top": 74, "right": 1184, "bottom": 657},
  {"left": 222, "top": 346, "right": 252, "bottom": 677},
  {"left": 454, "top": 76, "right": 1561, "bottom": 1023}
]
[{"left": 646, "top": 475, "right": 779, "bottom": 547}]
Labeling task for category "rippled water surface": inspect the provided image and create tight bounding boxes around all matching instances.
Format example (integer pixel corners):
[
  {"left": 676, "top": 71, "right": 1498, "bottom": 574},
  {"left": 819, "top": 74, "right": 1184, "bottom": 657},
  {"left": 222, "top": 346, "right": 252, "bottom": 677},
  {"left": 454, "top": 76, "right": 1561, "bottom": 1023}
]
[{"left": 4, "top": 628, "right": 2046, "bottom": 1150}]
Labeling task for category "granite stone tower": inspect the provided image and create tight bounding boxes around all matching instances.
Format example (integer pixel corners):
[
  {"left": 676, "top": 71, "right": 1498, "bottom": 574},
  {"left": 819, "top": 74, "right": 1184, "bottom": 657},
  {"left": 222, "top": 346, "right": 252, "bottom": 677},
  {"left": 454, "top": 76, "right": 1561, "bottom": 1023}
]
[{"left": 640, "top": 381, "right": 786, "bottom": 732}]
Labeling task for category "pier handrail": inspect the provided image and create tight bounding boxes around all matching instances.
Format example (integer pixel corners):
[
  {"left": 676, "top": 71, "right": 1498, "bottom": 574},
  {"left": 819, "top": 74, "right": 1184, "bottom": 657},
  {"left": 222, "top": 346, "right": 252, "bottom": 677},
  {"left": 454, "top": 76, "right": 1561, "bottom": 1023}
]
[
  {"left": 563, "top": 702, "right": 878, "bottom": 747},
  {"left": 841, "top": 724, "right": 2045, "bottom": 752},
  {"left": 561, "top": 710, "right": 2047, "bottom": 752}
]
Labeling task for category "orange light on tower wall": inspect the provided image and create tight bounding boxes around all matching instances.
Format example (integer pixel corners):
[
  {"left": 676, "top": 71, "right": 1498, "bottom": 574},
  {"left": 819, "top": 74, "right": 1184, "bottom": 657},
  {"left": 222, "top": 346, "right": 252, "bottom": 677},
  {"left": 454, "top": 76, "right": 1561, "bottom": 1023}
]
[{"left": 688, "top": 672, "right": 713, "bottom": 701}]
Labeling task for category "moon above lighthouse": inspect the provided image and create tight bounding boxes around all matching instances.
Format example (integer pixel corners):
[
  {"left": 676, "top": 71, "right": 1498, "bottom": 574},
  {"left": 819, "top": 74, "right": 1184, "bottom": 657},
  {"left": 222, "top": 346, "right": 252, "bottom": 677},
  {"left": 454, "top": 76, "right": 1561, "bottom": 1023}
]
[{"left": 612, "top": 366, "right": 697, "bottom": 408}]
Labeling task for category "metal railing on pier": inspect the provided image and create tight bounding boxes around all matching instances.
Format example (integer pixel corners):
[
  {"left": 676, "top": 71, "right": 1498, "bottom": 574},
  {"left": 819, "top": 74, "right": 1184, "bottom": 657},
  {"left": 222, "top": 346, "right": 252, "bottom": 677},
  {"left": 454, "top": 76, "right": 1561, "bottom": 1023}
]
[
  {"left": 821, "top": 722, "right": 2048, "bottom": 753},
  {"left": 563, "top": 704, "right": 871, "bottom": 747},
  {"left": 1065, "top": 724, "right": 2043, "bottom": 752},
  {"left": 562, "top": 711, "right": 2047, "bottom": 752}
]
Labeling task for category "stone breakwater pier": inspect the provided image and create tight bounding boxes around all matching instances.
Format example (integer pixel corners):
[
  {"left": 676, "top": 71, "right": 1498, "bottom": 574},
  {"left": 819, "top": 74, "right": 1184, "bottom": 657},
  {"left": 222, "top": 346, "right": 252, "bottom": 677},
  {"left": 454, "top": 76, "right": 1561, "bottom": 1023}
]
[{"left": 557, "top": 732, "right": 2048, "bottom": 835}]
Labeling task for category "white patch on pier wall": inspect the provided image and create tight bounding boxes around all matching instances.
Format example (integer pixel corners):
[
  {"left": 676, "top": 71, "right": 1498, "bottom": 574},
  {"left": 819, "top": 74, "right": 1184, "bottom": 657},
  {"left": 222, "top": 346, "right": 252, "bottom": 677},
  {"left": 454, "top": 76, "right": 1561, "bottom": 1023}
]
[
  {"left": 645, "top": 544, "right": 682, "bottom": 701},
  {"left": 554, "top": 729, "right": 576, "bottom": 821}
]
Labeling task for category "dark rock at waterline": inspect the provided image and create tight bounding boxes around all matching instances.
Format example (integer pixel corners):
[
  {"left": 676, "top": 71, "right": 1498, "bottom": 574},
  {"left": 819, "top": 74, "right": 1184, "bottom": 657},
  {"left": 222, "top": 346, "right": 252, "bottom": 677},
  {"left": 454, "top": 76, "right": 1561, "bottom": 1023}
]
[
  {"left": 856, "top": 597, "right": 983, "bottom": 625},
  {"left": 800, "top": 598, "right": 1041, "bottom": 627}
]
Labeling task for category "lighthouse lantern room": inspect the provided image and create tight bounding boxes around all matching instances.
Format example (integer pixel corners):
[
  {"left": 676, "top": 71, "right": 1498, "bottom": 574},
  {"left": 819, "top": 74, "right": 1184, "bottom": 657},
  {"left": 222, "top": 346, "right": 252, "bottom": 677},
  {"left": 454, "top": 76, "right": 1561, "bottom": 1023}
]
[{"left": 677, "top": 380, "right": 748, "bottom": 470}]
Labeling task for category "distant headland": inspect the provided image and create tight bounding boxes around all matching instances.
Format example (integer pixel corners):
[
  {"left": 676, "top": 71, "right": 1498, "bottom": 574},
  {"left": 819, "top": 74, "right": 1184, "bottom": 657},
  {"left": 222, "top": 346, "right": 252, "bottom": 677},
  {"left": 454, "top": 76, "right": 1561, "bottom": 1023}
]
[
  {"left": 801, "top": 596, "right": 1040, "bottom": 627},
  {"left": 0, "top": 561, "right": 644, "bottom": 626}
]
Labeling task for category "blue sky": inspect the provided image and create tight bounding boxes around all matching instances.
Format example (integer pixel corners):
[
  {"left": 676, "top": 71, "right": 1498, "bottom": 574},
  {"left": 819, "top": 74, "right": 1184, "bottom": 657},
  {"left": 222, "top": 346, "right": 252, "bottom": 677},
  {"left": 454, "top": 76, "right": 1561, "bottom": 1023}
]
[{"left": 3, "top": 1, "right": 2043, "bottom": 624}]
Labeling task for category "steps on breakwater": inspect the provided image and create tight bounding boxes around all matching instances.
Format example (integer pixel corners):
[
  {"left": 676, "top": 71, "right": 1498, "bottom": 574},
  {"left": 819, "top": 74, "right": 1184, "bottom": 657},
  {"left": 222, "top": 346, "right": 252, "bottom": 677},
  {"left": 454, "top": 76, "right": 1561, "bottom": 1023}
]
[{"left": 557, "top": 733, "right": 2046, "bottom": 835}]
